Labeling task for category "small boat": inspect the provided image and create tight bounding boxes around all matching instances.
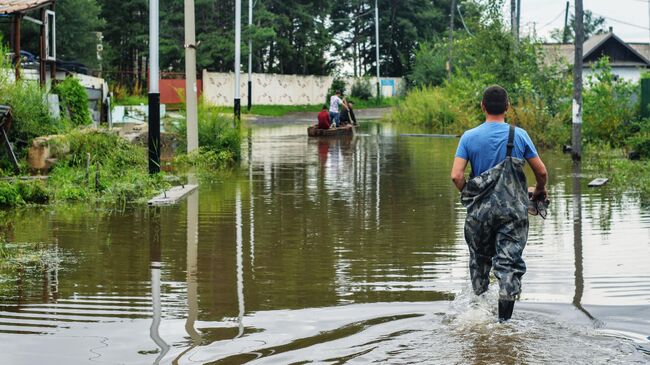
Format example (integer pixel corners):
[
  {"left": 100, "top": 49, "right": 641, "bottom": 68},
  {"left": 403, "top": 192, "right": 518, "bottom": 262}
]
[{"left": 308, "top": 124, "right": 354, "bottom": 137}]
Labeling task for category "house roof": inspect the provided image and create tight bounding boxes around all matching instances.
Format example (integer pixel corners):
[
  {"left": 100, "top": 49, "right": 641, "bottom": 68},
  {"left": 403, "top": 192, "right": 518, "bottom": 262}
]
[
  {"left": 540, "top": 32, "right": 650, "bottom": 68},
  {"left": 0, "top": 0, "right": 55, "bottom": 15}
]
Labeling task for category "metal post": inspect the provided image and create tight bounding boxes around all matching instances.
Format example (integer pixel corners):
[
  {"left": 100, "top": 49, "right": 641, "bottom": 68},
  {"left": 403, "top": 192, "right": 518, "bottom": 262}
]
[
  {"left": 572, "top": 0, "right": 584, "bottom": 161},
  {"left": 184, "top": 0, "right": 199, "bottom": 153},
  {"left": 247, "top": 0, "right": 253, "bottom": 111},
  {"left": 447, "top": 0, "right": 456, "bottom": 80},
  {"left": 149, "top": 0, "right": 161, "bottom": 174},
  {"left": 234, "top": 0, "right": 242, "bottom": 123},
  {"left": 374, "top": 0, "right": 380, "bottom": 104}
]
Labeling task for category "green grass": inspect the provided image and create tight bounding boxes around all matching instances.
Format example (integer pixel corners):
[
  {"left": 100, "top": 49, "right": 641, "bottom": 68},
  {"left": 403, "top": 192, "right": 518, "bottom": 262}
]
[
  {"left": 113, "top": 95, "right": 149, "bottom": 105},
  {"left": 115, "top": 95, "right": 398, "bottom": 116},
  {"left": 585, "top": 146, "right": 650, "bottom": 203},
  {"left": 236, "top": 98, "right": 398, "bottom": 116},
  {"left": 0, "top": 130, "right": 171, "bottom": 207}
]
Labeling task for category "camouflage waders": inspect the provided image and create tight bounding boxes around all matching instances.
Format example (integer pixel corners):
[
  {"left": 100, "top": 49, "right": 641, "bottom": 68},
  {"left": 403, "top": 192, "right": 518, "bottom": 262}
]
[{"left": 460, "top": 125, "right": 529, "bottom": 301}]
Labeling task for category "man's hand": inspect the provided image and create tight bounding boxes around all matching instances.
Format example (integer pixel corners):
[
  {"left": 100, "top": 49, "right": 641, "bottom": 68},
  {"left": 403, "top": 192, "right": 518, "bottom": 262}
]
[
  {"left": 527, "top": 156, "right": 548, "bottom": 200},
  {"left": 450, "top": 157, "right": 468, "bottom": 191},
  {"left": 531, "top": 186, "right": 547, "bottom": 201}
]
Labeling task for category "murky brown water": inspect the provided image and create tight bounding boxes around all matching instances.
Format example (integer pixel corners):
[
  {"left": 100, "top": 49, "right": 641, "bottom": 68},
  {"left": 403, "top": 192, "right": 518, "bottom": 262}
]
[{"left": 1, "top": 122, "right": 649, "bottom": 364}]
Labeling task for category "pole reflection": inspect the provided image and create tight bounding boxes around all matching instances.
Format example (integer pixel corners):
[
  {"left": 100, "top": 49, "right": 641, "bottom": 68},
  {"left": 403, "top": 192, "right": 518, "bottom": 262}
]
[
  {"left": 235, "top": 186, "right": 245, "bottom": 338},
  {"left": 572, "top": 161, "right": 596, "bottom": 321},
  {"left": 173, "top": 186, "right": 200, "bottom": 365},
  {"left": 149, "top": 207, "right": 169, "bottom": 364}
]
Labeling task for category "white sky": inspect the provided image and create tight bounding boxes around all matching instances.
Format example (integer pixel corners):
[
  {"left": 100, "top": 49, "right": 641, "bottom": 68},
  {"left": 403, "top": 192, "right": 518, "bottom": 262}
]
[{"left": 517, "top": 0, "right": 650, "bottom": 43}]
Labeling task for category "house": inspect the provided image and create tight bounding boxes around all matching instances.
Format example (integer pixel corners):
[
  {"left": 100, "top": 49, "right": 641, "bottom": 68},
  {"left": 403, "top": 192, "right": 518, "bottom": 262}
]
[{"left": 541, "top": 29, "right": 650, "bottom": 83}]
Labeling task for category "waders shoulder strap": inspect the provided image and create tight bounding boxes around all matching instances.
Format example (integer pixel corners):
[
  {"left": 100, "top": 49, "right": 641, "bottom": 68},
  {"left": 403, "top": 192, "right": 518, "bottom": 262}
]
[{"left": 506, "top": 124, "right": 515, "bottom": 157}]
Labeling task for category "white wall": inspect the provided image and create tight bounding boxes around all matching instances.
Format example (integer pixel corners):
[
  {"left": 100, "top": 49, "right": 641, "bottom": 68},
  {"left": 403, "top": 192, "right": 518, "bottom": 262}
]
[
  {"left": 202, "top": 71, "right": 403, "bottom": 106},
  {"left": 583, "top": 66, "right": 647, "bottom": 83}
]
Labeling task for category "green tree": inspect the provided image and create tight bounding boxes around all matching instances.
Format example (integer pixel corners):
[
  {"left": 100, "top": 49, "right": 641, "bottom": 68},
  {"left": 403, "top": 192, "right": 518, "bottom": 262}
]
[
  {"left": 57, "top": 0, "right": 105, "bottom": 68},
  {"left": 550, "top": 10, "right": 607, "bottom": 43}
]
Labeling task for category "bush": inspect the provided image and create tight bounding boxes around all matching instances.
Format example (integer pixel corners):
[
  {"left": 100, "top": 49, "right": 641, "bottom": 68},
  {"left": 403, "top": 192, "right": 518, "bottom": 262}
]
[
  {"left": 0, "top": 81, "right": 65, "bottom": 145},
  {"left": 54, "top": 77, "right": 92, "bottom": 126},
  {"left": 326, "top": 77, "right": 347, "bottom": 102},
  {"left": 351, "top": 78, "right": 373, "bottom": 100},
  {"left": 408, "top": 42, "right": 448, "bottom": 88},
  {"left": 508, "top": 97, "right": 571, "bottom": 148},
  {"left": 0, "top": 180, "right": 49, "bottom": 207},
  {"left": 46, "top": 130, "right": 168, "bottom": 204},
  {"left": 390, "top": 86, "right": 477, "bottom": 134},
  {"left": 173, "top": 98, "right": 242, "bottom": 167},
  {"left": 582, "top": 58, "right": 638, "bottom": 146},
  {"left": 0, "top": 44, "right": 69, "bottom": 150}
]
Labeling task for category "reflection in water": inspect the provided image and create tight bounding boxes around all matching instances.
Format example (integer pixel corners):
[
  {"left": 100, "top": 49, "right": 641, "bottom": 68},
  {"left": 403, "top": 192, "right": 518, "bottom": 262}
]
[
  {"left": 235, "top": 186, "right": 245, "bottom": 338},
  {"left": 173, "top": 187, "right": 201, "bottom": 365},
  {"left": 0, "top": 123, "right": 649, "bottom": 364},
  {"left": 571, "top": 162, "right": 596, "bottom": 322},
  {"left": 149, "top": 207, "right": 169, "bottom": 364},
  {"left": 376, "top": 135, "right": 381, "bottom": 226}
]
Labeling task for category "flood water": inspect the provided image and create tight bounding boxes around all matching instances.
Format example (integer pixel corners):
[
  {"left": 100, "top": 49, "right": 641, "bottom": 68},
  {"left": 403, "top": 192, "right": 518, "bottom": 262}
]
[{"left": 1, "top": 122, "right": 650, "bottom": 364}]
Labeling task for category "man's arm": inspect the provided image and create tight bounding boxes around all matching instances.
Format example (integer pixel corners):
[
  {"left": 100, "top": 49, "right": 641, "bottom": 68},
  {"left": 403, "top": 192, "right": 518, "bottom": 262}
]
[
  {"left": 527, "top": 156, "right": 548, "bottom": 200},
  {"left": 450, "top": 157, "right": 468, "bottom": 191}
]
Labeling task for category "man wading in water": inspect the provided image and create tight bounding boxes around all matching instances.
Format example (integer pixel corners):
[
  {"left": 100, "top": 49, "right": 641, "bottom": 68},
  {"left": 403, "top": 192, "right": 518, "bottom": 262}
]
[{"left": 450, "top": 85, "right": 548, "bottom": 321}]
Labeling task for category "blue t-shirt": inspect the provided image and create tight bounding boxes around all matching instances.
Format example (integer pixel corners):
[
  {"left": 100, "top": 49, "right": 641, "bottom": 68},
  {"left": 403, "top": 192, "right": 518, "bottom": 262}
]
[{"left": 455, "top": 122, "right": 538, "bottom": 177}]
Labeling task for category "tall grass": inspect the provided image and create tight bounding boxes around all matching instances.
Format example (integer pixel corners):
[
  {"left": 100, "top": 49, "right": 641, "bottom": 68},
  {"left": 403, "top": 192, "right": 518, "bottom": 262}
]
[
  {"left": 389, "top": 87, "right": 478, "bottom": 135},
  {"left": 173, "top": 99, "right": 242, "bottom": 168}
]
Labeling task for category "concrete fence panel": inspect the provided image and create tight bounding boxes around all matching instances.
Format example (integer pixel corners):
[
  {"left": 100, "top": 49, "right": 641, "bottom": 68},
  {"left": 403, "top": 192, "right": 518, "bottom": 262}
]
[{"left": 202, "top": 71, "right": 403, "bottom": 106}]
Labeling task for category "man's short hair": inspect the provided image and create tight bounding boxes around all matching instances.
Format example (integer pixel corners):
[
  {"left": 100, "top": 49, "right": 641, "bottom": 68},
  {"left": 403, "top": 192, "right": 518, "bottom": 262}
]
[
  {"left": 322, "top": 104, "right": 328, "bottom": 110},
  {"left": 335, "top": 90, "right": 341, "bottom": 95},
  {"left": 482, "top": 85, "right": 509, "bottom": 115}
]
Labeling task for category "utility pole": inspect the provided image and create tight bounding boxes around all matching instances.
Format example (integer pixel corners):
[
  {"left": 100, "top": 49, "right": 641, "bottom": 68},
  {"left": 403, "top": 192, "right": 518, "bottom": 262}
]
[
  {"left": 375, "top": 0, "right": 381, "bottom": 104},
  {"left": 148, "top": 0, "right": 160, "bottom": 174},
  {"left": 572, "top": 0, "right": 584, "bottom": 161},
  {"left": 516, "top": 0, "right": 521, "bottom": 44},
  {"left": 184, "top": 0, "right": 199, "bottom": 153},
  {"left": 563, "top": 1, "right": 570, "bottom": 43},
  {"left": 234, "top": 0, "right": 242, "bottom": 124},
  {"left": 247, "top": 0, "right": 253, "bottom": 111}
]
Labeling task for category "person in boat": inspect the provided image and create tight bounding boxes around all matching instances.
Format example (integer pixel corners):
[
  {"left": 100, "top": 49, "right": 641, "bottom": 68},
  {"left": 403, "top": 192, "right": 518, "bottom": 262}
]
[
  {"left": 340, "top": 100, "right": 358, "bottom": 126},
  {"left": 329, "top": 90, "right": 346, "bottom": 128},
  {"left": 450, "top": 85, "right": 548, "bottom": 322},
  {"left": 317, "top": 105, "right": 331, "bottom": 129}
]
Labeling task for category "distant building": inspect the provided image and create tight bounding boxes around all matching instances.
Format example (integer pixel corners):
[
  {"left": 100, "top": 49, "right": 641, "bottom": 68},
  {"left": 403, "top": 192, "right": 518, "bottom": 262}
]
[{"left": 541, "top": 30, "right": 650, "bottom": 83}]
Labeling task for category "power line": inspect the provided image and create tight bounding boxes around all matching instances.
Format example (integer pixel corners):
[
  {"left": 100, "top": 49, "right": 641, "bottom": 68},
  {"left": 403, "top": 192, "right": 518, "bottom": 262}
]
[
  {"left": 590, "top": 11, "right": 650, "bottom": 30},
  {"left": 539, "top": 7, "right": 567, "bottom": 29}
]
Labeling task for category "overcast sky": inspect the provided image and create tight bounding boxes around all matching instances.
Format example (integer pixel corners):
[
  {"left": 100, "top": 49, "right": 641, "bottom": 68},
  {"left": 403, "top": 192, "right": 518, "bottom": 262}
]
[{"left": 516, "top": 0, "right": 650, "bottom": 43}]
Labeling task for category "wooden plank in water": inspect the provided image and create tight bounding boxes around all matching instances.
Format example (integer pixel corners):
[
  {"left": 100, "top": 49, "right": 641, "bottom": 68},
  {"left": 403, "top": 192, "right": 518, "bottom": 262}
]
[
  {"left": 588, "top": 178, "right": 609, "bottom": 187},
  {"left": 400, "top": 134, "right": 459, "bottom": 138},
  {"left": 148, "top": 184, "right": 198, "bottom": 206}
]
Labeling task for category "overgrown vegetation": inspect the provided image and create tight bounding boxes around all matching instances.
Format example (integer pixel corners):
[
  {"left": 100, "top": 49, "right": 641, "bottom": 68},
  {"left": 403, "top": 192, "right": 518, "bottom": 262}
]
[
  {"left": 173, "top": 99, "right": 242, "bottom": 169},
  {"left": 0, "top": 131, "right": 170, "bottom": 207},
  {"left": 351, "top": 78, "right": 373, "bottom": 100},
  {"left": 392, "top": 1, "right": 646, "bottom": 153},
  {"left": 585, "top": 146, "right": 650, "bottom": 202},
  {"left": 53, "top": 77, "right": 93, "bottom": 126}
]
